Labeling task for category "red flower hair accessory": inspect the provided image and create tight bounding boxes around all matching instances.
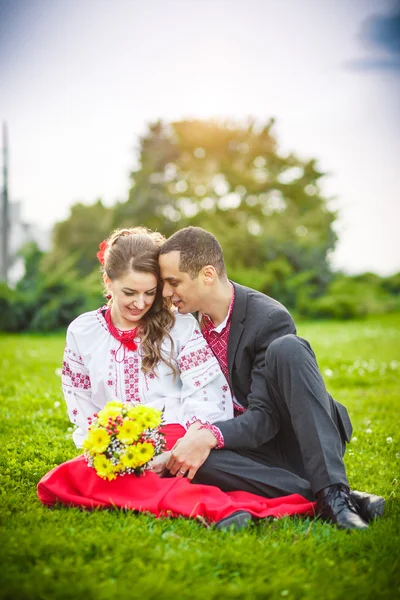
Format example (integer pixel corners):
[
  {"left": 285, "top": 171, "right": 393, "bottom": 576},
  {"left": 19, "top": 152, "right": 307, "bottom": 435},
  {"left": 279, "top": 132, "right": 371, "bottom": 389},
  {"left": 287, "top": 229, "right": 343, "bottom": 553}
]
[{"left": 96, "top": 240, "right": 108, "bottom": 265}]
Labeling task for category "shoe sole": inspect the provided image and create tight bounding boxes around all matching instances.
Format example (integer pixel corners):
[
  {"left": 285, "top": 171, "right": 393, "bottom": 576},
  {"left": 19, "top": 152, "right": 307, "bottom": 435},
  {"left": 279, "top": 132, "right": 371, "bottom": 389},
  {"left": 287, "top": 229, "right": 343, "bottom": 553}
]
[
  {"left": 351, "top": 491, "right": 385, "bottom": 522},
  {"left": 215, "top": 511, "right": 253, "bottom": 531},
  {"left": 365, "top": 497, "right": 385, "bottom": 521},
  {"left": 317, "top": 512, "right": 369, "bottom": 531}
]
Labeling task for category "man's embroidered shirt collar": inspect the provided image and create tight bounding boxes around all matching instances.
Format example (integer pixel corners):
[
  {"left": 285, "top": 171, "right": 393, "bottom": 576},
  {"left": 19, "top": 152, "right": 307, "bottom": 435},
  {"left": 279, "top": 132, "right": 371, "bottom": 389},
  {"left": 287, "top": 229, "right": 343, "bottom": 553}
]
[{"left": 200, "top": 283, "right": 235, "bottom": 333}]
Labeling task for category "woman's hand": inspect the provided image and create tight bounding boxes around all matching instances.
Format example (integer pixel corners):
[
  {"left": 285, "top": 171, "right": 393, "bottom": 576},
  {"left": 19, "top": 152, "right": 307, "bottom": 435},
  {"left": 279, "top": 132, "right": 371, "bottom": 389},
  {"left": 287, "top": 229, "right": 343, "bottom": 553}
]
[{"left": 149, "top": 451, "right": 172, "bottom": 476}]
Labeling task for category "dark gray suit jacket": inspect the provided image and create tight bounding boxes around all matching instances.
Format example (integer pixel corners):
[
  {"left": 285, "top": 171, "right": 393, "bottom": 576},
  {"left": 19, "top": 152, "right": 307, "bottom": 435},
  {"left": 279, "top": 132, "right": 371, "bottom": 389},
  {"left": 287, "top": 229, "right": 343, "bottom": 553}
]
[{"left": 212, "top": 282, "right": 352, "bottom": 450}]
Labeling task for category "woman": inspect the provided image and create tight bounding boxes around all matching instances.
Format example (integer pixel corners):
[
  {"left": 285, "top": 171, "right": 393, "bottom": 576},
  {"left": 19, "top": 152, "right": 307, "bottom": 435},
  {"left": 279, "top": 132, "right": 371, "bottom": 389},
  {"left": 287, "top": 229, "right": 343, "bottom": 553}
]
[{"left": 38, "top": 227, "right": 314, "bottom": 524}]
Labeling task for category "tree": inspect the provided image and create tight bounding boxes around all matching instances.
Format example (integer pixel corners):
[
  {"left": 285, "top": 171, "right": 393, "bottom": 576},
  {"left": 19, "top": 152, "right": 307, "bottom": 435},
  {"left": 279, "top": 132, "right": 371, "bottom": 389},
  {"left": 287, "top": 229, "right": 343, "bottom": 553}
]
[
  {"left": 0, "top": 241, "right": 103, "bottom": 332},
  {"left": 44, "top": 199, "right": 114, "bottom": 277},
  {"left": 113, "top": 121, "right": 180, "bottom": 237},
  {"left": 40, "top": 118, "right": 338, "bottom": 311},
  {"left": 116, "top": 118, "right": 337, "bottom": 296}
]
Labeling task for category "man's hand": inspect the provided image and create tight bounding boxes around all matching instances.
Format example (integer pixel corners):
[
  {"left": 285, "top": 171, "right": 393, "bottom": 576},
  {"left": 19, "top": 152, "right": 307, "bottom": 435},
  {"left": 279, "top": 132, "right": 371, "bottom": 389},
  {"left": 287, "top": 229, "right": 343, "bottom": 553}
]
[{"left": 166, "top": 428, "right": 218, "bottom": 481}]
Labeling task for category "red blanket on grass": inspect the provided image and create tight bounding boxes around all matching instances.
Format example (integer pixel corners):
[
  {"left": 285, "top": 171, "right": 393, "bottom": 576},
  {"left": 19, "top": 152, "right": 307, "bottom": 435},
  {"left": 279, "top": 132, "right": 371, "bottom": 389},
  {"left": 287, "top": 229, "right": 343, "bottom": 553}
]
[{"left": 37, "top": 424, "right": 315, "bottom": 523}]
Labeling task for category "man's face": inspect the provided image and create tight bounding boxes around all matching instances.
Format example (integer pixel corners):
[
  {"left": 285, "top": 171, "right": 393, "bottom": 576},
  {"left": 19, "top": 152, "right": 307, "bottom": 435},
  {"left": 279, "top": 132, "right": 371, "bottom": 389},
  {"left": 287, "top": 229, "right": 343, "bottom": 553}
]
[{"left": 159, "top": 251, "right": 204, "bottom": 314}]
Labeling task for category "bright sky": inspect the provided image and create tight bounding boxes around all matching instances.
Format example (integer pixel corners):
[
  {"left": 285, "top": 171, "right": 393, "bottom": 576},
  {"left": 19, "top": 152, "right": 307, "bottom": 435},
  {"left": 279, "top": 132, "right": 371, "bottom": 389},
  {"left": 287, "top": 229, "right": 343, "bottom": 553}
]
[{"left": 1, "top": 0, "right": 399, "bottom": 275}]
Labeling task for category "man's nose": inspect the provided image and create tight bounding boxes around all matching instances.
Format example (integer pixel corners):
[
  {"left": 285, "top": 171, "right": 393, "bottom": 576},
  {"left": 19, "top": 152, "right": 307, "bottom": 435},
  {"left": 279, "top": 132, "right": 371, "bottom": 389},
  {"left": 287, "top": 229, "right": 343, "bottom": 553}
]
[{"left": 162, "top": 282, "right": 172, "bottom": 298}]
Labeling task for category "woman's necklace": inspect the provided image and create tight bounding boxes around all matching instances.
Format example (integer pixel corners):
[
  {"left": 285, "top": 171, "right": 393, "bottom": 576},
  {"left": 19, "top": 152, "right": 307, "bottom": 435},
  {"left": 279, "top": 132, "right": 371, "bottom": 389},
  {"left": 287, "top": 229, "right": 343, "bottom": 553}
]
[{"left": 104, "top": 306, "right": 140, "bottom": 352}]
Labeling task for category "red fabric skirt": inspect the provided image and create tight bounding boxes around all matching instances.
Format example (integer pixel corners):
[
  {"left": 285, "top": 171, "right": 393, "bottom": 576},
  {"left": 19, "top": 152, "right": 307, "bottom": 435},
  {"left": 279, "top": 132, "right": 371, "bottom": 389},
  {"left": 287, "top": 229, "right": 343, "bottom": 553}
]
[{"left": 37, "top": 424, "right": 315, "bottom": 522}]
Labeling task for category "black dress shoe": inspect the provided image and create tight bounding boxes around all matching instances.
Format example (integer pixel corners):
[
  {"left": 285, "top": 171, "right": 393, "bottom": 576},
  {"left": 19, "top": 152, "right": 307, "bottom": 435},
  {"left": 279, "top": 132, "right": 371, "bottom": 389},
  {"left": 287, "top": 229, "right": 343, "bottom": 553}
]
[
  {"left": 350, "top": 490, "right": 385, "bottom": 522},
  {"left": 215, "top": 511, "right": 253, "bottom": 531},
  {"left": 315, "top": 484, "right": 369, "bottom": 530}
]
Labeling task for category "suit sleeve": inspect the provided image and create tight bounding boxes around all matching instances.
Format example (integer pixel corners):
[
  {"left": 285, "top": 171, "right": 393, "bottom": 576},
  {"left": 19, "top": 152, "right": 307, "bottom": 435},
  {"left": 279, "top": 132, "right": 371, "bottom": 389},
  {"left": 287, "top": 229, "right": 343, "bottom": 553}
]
[{"left": 213, "top": 307, "right": 296, "bottom": 450}]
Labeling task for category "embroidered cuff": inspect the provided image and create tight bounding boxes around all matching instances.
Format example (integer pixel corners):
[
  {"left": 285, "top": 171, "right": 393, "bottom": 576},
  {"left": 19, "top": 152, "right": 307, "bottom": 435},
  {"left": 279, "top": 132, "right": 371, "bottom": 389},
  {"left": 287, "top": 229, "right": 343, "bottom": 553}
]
[
  {"left": 199, "top": 423, "right": 224, "bottom": 449},
  {"left": 184, "top": 416, "right": 200, "bottom": 429},
  {"left": 184, "top": 417, "right": 225, "bottom": 448}
]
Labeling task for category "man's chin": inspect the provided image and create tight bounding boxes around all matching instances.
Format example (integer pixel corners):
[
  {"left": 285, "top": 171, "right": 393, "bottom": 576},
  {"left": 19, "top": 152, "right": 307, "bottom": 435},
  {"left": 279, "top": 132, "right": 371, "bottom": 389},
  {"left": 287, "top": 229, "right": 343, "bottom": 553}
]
[{"left": 174, "top": 303, "right": 189, "bottom": 314}]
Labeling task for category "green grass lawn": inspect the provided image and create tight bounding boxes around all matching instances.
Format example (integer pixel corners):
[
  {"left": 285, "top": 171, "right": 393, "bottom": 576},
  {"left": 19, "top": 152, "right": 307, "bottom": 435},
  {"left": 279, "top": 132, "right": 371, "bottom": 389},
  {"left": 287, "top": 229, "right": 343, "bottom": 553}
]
[{"left": 1, "top": 314, "right": 399, "bottom": 600}]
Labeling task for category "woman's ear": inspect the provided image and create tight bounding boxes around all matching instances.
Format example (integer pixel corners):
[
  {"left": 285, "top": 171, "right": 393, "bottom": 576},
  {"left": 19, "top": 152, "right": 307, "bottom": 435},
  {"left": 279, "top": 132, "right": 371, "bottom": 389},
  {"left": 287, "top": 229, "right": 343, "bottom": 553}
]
[{"left": 103, "top": 272, "right": 111, "bottom": 289}]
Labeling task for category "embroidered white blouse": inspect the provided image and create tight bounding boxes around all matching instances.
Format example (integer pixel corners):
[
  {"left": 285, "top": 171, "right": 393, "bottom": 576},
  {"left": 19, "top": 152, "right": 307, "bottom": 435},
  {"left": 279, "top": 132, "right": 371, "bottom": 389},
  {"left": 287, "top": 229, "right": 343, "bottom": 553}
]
[{"left": 62, "top": 308, "right": 233, "bottom": 447}]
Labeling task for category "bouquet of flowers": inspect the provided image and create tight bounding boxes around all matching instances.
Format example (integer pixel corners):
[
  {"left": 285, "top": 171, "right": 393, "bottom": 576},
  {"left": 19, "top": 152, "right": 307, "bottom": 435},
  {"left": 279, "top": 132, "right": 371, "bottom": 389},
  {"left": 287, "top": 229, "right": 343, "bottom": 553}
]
[{"left": 82, "top": 401, "right": 165, "bottom": 481}]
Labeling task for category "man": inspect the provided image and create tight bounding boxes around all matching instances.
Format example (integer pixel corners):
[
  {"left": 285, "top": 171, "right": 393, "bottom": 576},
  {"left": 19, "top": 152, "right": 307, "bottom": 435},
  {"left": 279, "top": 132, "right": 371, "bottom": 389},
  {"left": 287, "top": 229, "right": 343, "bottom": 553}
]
[{"left": 158, "top": 226, "right": 385, "bottom": 531}]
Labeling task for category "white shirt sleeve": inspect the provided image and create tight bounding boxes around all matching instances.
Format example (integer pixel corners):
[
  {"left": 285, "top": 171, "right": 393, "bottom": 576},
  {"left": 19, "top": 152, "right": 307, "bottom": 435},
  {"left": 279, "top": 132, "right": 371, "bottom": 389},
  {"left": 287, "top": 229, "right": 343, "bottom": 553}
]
[
  {"left": 174, "top": 316, "right": 234, "bottom": 428},
  {"left": 62, "top": 324, "right": 97, "bottom": 447}
]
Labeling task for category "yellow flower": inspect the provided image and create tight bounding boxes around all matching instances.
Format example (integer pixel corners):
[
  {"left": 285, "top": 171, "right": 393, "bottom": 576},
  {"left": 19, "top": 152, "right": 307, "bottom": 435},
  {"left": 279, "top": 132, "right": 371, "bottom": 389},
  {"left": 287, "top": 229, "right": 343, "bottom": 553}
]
[
  {"left": 134, "top": 442, "right": 155, "bottom": 467},
  {"left": 120, "top": 446, "right": 140, "bottom": 469},
  {"left": 83, "top": 428, "right": 111, "bottom": 454},
  {"left": 126, "top": 406, "right": 139, "bottom": 420},
  {"left": 117, "top": 419, "right": 142, "bottom": 444},
  {"left": 127, "top": 405, "right": 162, "bottom": 430},
  {"left": 107, "top": 401, "right": 124, "bottom": 409},
  {"left": 112, "top": 461, "right": 124, "bottom": 473},
  {"left": 93, "top": 455, "right": 117, "bottom": 480},
  {"left": 97, "top": 405, "right": 123, "bottom": 426}
]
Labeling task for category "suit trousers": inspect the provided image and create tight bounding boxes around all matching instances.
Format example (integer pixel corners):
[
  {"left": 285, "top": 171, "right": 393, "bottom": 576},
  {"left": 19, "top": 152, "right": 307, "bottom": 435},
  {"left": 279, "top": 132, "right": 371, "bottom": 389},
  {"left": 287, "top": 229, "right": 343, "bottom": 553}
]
[{"left": 194, "top": 335, "right": 351, "bottom": 501}]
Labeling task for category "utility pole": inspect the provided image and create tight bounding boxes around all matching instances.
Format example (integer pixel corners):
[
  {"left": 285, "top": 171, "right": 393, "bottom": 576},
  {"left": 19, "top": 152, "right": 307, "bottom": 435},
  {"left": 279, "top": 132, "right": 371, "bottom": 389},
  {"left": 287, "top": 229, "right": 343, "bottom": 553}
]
[{"left": 1, "top": 121, "right": 9, "bottom": 283}]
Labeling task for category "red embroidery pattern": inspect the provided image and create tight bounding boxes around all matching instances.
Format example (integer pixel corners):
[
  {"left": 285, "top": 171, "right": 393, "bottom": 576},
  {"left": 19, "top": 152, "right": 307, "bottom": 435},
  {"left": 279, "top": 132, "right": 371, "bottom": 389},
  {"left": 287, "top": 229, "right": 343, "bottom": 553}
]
[
  {"left": 96, "top": 307, "right": 109, "bottom": 332},
  {"left": 178, "top": 346, "right": 215, "bottom": 372},
  {"left": 184, "top": 416, "right": 198, "bottom": 428},
  {"left": 108, "top": 348, "right": 122, "bottom": 396},
  {"left": 123, "top": 353, "right": 140, "bottom": 403},
  {"left": 62, "top": 362, "right": 91, "bottom": 389},
  {"left": 64, "top": 348, "right": 84, "bottom": 366},
  {"left": 233, "top": 402, "right": 246, "bottom": 417},
  {"left": 200, "top": 423, "right": 225, "bottom": 448},
  {"left": 200, "top": 285, "right": 235, "bottom": 384},
  {"left": 184, "top": 417, "right": 225, "bottom": 449}
]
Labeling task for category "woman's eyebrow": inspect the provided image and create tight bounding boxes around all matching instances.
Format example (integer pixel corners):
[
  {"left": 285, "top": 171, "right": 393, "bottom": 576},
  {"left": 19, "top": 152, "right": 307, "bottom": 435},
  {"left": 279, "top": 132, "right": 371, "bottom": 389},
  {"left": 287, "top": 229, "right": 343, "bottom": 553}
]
[{"left": 122, "top": 286, "right": 157, "bottom": 293}]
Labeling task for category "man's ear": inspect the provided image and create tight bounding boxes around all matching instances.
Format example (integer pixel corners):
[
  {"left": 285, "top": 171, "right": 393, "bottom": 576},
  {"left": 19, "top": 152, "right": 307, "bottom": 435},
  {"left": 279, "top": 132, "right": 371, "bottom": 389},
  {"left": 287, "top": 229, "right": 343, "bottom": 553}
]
[{"left": 202, "top": 265, "right": 217, "bottom": 285}]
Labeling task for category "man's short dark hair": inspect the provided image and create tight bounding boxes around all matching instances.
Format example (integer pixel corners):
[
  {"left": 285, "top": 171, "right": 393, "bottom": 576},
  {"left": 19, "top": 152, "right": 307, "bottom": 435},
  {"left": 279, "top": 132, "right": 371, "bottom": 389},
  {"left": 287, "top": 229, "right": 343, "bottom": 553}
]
[{"left": 160, "top": 227, "right": 227, "bottom": 279}]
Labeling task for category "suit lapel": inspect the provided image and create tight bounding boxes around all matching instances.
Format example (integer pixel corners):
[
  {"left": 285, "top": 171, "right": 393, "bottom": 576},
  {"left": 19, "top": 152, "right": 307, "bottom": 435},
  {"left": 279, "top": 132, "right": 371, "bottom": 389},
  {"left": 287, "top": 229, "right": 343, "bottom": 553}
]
[{"left": 228, "top": 282, "right": 247, "bottom": 382}]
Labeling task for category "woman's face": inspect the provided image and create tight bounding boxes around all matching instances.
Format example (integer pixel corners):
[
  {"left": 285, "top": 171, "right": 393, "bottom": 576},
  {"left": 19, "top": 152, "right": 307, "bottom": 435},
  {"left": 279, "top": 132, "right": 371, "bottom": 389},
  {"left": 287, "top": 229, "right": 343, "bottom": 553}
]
[{"left": 105, "top": 270, "right": 158, "bottom": 330}]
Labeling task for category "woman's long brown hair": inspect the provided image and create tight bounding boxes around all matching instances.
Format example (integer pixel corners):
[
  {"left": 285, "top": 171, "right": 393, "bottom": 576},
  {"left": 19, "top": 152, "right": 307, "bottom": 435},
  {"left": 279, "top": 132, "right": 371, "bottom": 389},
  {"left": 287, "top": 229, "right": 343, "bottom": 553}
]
[{"left": 102, "top": 227, "right": 177, "bottom": 377}]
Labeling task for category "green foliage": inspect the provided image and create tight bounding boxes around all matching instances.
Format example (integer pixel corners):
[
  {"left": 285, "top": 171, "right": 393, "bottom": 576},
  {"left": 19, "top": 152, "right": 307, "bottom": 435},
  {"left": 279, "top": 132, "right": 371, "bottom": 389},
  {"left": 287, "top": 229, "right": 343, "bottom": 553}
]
[
  {"left": 1, "top": 315, "right": 399, "bottom": 599},
  {"left": 230, "top": 257, "right": 295, "bottom": 301},
  {"left": 0, "top": 242, "right": 103, "bottom": 332},
  {"left": 4, "top": 119, "right": 399, "bottom": 330},
  {"left": 307, "top": 294, "right": 365, "bottom": 320},
  {"left": 115, "top": 118, "right": 337, "bottom": 288},
  {"left": 0, "top": 282, "right": 20, "bottom": 331},
  {"left": 300, "top": 274, "right": 399, "bottom": 320},
  {"left": 45, "top": 199, "right": 114, "bottom": 277},
  {"left": 381, "top": 271, "right": 400, "bottom": 296}
]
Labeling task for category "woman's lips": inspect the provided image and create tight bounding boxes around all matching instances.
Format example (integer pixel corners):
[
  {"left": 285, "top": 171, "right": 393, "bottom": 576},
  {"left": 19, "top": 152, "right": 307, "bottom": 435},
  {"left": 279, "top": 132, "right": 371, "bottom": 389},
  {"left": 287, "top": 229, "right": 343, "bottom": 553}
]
[{"left": 128, "top": 307, "right": 142, "bottom": 315}]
